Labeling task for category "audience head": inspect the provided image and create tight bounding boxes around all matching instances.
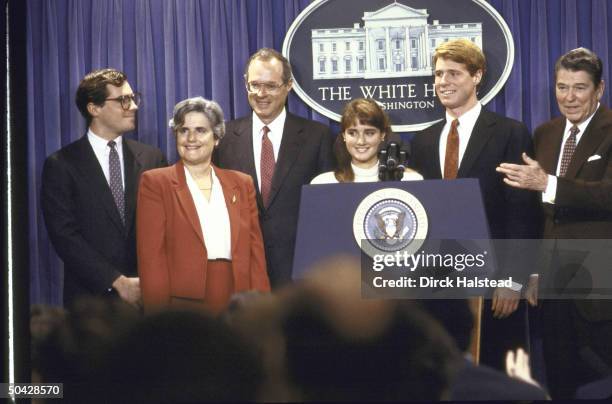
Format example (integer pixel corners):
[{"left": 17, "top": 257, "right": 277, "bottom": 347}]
[
  {"left": 278, "top": 258, "right": 459, "bottom": 401},
  {"left": 554, "top": 48, "right": 604, "bottom": 124},
  {"left": 244, "top": 48, "right": 293, "bottom": 124},
  {"left": 334, "top": 98, "right": 391, "bottom": 182},
  {"left": 32, "top": 298, "right": 139, "bottom": 403},
  {"left": 75, "top": 68, "right": 139, "bottom": 134},
  {"left": 96, "top": 309, "right": 263, "bottom": 403},
  {"left": 433, "top": 39, "right": 485, "bottom": 117},
  {"left": 169, "top": 97, "right": 225, "bottom": 167}
]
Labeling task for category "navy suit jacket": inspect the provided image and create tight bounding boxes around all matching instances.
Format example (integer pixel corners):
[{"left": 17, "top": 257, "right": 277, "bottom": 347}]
[
  {"left": 214, "top": 112, "right": 334, "bottom": 287},
  {"left": 410, "top": 108, "right": 541, "bottom": 282},
  {"left": 41, "top": 135, "right": 167, "bottom": 306}
]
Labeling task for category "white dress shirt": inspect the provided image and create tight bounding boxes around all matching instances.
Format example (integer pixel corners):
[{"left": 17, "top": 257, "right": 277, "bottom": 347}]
[
  {"left": 438, "top": 103, "right": 482, "bottom": 175},
  {"left": 184, "top": 166, "right": 232, "bottom": 260},
  {"left": 252, "top": 109, "right": 286, "bottom": 190},
  {"left": 87, "top": 130, "right": 125, "bottom": 189},
  {"left": 542, "top": 103, "right": 600, "bottom": 203}
]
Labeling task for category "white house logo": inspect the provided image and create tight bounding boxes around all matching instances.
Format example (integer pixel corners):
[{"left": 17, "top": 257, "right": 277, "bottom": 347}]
[
  {"left": 353, "top": 188, "right": 428, "bottom": 258},
  {"left": 283, "top": 0, "right": 514, "bottom": 131}
]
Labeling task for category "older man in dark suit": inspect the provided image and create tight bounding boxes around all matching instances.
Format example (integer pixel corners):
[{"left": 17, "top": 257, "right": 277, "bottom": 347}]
[
  {"left": 41, "top": 69, "right": 167, "bottom": 308},
  {"left": 214, "top": 48, "right": 334, "bottom": 288},
  {"left": 410, "top": 39, "right": 541, "bottom": 370},
  {"left": 498, "top": 47, "right": 612, "bottom": 399}
]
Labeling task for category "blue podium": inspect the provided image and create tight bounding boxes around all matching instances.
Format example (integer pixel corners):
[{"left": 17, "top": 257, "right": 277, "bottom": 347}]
[{"left": 293, "top": 178, "right": 492, "bottom": 282}]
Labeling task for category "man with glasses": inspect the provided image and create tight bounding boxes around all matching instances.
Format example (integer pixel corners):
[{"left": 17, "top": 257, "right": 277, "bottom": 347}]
[
  {"left": 215, "top": 48, "right": 334, "bottom": 287},
  {"left": 41, "top": 68, "right": 167, "bottom": 308}
]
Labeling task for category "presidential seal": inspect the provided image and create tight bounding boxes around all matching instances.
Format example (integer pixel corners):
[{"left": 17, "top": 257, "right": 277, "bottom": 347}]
[{"left": 353, "top": 188, "right": 428, "bottom": 258}]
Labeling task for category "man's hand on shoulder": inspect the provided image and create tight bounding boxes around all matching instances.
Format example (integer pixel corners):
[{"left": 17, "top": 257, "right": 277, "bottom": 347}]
[{"left": 112, "top": 275, "right": 142, "bottom": 308}]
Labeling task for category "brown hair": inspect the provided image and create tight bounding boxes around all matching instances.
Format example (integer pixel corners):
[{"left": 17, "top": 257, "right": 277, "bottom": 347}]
[
  {"left": 554, "top": 47, "right": 603, "bottom": 87},
  {"left": 433, "top": 39, "right": 486, "bottom": 78},
  {"left": 75, "top": 68, "right": 127, "bottom": 126},
  {"left": 244, "top": 48, "right": 293, "bottom": 84},
  {"left": 334, "top": 98, "right": 391, "bottom": 182}
]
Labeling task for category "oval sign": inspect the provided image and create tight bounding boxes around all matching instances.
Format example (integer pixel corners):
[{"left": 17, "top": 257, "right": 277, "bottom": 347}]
[{"left": 283, "top": 0, "right": 514, "bottom": 132}]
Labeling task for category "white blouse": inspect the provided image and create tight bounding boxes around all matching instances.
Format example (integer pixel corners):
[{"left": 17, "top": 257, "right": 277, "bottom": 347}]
[
  {"left": 184, "top": 166, "right": 232, "bottom": 259},
  {"left": 310, "top": 162, "right": 423, "bottom": 184}
]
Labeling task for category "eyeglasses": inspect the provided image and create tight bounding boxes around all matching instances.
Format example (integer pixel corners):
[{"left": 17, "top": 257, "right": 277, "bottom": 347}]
[
  {"left": 105, "top": 93, "right": 142, "bottom": 110},
  {"left": 245, "top": 81, "right": 286, "bottom": 94}
]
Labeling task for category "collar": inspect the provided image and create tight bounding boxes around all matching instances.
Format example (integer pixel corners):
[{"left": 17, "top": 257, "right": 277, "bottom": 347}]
[
  {"left": 252, "top": 108, "right": 287, "bottom": 139},
  {"left": 446, "top": 102, "right": 482, "bottom": 131},
  {"left": 563, "top": 103, "right": 600, "bottom": 139},
  {"left": 184, "top": 165, "right": 223, "bottom": 194},
  {"left": 87, "top": 128, "right": 123, "bottom": 149},
  {"left": 351, "top": 161, "right": 379, "bottom": 177}
]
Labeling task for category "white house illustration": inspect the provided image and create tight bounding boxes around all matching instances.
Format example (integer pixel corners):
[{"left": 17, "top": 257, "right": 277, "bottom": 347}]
[{"left": 311, "top": 2, "right": 483, "bottom": 79}]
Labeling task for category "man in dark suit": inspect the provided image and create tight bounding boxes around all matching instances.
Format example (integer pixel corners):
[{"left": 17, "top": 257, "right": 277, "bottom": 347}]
[
  {"left": 214, "top": 48, "right": 334, "bottom": 288},
  {"left": 497, "top": 47, "right": 612, "bottom": 398},
  {"left": 410, "top": 39, "right": 540, "bottom": 370},
  {"left": 41, "top": 68, "right": 167, "bottom": 308}
]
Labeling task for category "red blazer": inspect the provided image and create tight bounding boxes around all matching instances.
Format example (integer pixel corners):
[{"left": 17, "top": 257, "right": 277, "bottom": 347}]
[{"left": 137, "top": 161, "right": 270, "bottom": 312}]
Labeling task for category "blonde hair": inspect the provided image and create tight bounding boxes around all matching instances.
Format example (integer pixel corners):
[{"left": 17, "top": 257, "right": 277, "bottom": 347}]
[{"left": 433, "top": 39, "right": 486, "bottom": 78}]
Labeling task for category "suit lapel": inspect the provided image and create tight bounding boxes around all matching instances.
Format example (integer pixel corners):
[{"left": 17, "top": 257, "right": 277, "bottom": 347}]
[
  {"left": 123, "top": 139, "right": 142, "bottom": 233},
  {"left": 566, "top": 107, "right": 609, "bottom": 178},
  {"left": 230, "top": 118, "right": 264, "bottom": 210},
  {"left": 214, "top": 166, "right": 241, "bottom": 257},
  {"left": 173, "top": 162, "right": 205, "bottom": 246},
  {"left": 458, "top": 109, "right": 495, "bottom": 177},
  {"left": 268, "top": 114, "right": 304, "bottom": 208},
  {"left": 423, "top": 121, "right": 444, "bottom": 179},
  {"left": 538, "top": 119, "right": 565, "bottom": 174},
  {"left": 74, "top": 136, "right": 125, "bottom": 233}
]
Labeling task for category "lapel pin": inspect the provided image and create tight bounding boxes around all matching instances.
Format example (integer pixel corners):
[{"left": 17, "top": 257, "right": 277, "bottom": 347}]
[{"left": 232, "top": 194, "right": 236, "bottom": 204}]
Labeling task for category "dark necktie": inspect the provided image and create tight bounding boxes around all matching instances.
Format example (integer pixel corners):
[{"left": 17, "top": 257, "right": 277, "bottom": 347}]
[
  {"left": 559, "top": 125, "right": 579, "bottom": 177},
  {"left": 108, "top": 140, "right": 125, "bottom": 223},
  {"left": 444, "top": 119, "right": 460, "bottom": 179},
  {"left": 260, "top": 126, "right": 275, "bottom": 207}
]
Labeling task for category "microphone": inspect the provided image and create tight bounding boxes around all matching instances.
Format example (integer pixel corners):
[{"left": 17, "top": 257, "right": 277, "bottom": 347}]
[
  {"left": 396, "top": 150, "right": 407, "bottom": 181},
  {"left": 386, "top": 142, "right": 399, "bottom": 170},
  {"left": 378, "top": 142, "right": 405, "bottom": 181},
  {"left": 378, "top": 149, "right": 388, "bottom": 181}
]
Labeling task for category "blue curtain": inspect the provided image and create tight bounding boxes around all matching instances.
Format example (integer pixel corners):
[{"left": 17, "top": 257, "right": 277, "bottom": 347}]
[{"left": 27, "top": 0, "right": 611, "bottom": 305}]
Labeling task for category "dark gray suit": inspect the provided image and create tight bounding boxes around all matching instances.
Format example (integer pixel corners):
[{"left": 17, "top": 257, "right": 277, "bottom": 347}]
[
  {"left": 214, "top": 112, "right": 334, "bottom": 287},
  {"left": 41, "top": 135, "right": 166, "bottom": 306}
]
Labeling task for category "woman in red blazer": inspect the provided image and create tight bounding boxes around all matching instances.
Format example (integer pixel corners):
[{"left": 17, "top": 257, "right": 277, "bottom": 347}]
[{"left": 137, "top": 97, "right": 270, "bottom": 314}]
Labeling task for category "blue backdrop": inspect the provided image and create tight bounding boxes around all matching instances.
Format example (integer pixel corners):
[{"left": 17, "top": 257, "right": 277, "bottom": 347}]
[{"left": 27, "top": 0, "right": 612, "bottom": 305}]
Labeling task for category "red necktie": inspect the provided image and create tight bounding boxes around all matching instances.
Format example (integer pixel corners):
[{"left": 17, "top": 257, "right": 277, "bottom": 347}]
[
  {"left": 444, "top": 119, "right": 460, "bottom": 179},
  {"left": 559, "top": 125, "right": 579, "bottom": 177},
  {"left": 260, "top": 126, "right": 275, "bottom": 207}
]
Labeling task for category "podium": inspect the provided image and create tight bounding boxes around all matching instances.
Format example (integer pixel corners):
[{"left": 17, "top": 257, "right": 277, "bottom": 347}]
[
  {"left": 292, "top": 178, "right": 493, "bottom": 361},
  {"left": 293, "top": 179, "right": 491, "bottom": 279}
]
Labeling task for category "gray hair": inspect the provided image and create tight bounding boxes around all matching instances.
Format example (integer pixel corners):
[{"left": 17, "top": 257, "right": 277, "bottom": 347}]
[
  {"left": 169, "top": 97, "right": 225, "bottom": 140},
  {"left": 244, "top": 48, "right": 293, "bottom": 84}
]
